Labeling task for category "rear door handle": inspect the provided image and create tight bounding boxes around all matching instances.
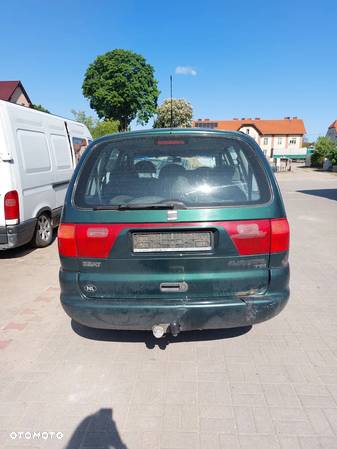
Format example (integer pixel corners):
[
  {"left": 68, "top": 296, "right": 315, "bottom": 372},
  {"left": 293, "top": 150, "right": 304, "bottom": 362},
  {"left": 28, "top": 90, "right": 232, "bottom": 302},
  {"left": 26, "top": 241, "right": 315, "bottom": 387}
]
[{"left": 160, "top": 282, "right": 188, "bottom": 293}]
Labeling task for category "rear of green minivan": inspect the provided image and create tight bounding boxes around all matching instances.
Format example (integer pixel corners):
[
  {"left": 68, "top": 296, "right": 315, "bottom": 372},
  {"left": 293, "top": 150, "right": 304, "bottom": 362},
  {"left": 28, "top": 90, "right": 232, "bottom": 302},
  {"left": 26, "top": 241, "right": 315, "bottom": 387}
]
[{"left": 58, "top": 130, "right": 289, "bottom": 334}]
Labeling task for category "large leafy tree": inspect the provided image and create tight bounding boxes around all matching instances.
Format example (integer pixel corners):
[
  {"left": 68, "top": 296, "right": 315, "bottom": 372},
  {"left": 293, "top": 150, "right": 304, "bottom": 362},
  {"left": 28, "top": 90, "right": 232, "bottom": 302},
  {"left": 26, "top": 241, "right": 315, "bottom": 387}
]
[
  {"left": 82, "top": 49, "right": 160, "bottom": 131},
  {"left": 154, "top": 99, "right": 193, "bottom": 128}
]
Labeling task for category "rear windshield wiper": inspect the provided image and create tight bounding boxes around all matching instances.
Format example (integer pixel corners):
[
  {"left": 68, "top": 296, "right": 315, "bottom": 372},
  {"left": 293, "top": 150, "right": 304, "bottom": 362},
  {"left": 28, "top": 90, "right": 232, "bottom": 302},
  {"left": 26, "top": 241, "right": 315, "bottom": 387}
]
[{"left": 93, "top": 201, "right": 187, "bottom": 211}]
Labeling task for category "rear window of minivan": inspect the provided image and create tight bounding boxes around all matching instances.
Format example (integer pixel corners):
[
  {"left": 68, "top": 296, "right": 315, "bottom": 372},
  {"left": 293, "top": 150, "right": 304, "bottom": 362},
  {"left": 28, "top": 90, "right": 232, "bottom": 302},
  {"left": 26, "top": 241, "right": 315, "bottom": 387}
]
[{"left": 74, "top": 136, "right": 271, "bottom": 209}]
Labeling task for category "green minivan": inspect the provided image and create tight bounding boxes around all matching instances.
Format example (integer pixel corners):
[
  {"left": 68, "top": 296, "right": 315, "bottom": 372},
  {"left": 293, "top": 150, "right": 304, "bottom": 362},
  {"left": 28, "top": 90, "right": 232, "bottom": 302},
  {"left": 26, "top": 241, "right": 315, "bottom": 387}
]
[{"left": 58, "top": 129, "right": 289, "bottom": 337}]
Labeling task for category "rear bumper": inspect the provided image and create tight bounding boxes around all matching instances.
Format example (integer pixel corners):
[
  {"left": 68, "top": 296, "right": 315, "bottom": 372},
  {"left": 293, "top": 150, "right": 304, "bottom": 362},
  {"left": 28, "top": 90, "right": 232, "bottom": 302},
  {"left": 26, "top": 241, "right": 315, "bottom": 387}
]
[
  {"left": 0, "top": 219, "right": 36, "bottom": 250},
  {"left": 61, "top": 295, "right": 289, "bottom": 331},
  {"left": 60, "top": 269, "right": 289, "bottom": 331}
]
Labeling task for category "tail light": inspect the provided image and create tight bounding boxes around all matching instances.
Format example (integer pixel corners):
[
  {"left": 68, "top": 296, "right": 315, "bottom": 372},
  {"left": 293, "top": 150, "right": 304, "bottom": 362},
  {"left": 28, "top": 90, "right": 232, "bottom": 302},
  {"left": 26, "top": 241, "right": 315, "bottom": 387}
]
[
  {"left": 271, "top": 218, "right": 290, "bottom": 252},
  {"left": 223, "top": 219, "right": 271, "bottom": 255},
  {"left": 76, "top": 224, "right": 123, "bottom": 258},
  {"left": 58, "top": 224, "right": 77, "bottom": 257},
  {"left": 4, "top": 190, "right": 20, "bottom": 222},
  {"left": 58, "top": 223, "right": 125, "bottom": 258},
  {"left": 58, "top": 218, "right": 290, "bottom": 259},
  {"left": 223, "top": 218, "right": 289, "bottom": 255}
]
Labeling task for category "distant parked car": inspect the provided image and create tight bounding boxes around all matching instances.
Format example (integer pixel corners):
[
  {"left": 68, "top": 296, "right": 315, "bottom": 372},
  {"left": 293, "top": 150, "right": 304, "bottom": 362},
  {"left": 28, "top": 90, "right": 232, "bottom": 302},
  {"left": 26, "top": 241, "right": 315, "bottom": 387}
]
[
  {"left": 58, "top": 129, "right": 290, "bottom": 337},
  {"left": 0, "top": 100, "right": 92, "bottom": 250}
]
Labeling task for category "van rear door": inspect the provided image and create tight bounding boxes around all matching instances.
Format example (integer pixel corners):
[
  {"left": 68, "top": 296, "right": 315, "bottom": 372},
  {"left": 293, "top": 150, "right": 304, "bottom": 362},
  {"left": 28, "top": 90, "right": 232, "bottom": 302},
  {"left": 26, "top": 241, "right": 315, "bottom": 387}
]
[
  {"left": 61, "top": 134, "right": 279, "bottom": 303},
  {"left": 0, "top": 105, "right": 14, "bottom": 230},
  {"left": 49, "top": 125, "right": 74, "bottom": 208}
]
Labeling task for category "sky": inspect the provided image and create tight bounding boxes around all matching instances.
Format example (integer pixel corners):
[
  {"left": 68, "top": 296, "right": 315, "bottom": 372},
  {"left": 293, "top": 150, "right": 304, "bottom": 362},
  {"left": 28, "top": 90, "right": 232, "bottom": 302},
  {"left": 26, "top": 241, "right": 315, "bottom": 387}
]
[{"left": 1, "top": 0, "right": 336, "bottom": 140}]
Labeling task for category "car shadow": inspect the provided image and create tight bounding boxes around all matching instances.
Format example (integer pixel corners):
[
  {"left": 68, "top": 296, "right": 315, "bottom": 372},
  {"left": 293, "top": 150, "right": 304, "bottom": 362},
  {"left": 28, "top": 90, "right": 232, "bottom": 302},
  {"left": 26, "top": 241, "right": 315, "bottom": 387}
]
[
  {"left": 71, "top": 320, "right": 252, "bottom": 349},
  {"left": 0, "top": 242, "right": 35, "bottom": 259},
  {"left": 297, "top": 189, "right": 337, "bottom": 201},
  {"left": 0, "top": 230, "right": 57, "bottom": 259},
  {"left": 63, "top": 408, "right": 128, "bottom": 449}
]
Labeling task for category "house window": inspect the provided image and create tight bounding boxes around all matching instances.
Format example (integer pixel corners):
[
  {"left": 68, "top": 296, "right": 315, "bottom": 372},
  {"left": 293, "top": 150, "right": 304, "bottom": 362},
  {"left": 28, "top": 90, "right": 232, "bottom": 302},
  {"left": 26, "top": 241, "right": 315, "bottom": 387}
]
[
  {"left": 289, "top": 137, "right": 297, "bottom": 145},
  {"left": 278, "top": 137, "right": 283, "bottom": 145},
  {"left": 195, "top": 122, "right": 218, "bottom": 129},
  {"left": 263, "top": 137, "right": 268, "bottom": 145}
]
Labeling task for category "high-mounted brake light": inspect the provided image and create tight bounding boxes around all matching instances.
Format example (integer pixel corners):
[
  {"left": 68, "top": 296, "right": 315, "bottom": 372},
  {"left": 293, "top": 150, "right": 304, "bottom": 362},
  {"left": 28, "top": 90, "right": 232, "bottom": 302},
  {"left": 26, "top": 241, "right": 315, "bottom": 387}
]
[
  {"left": 4, "top": 190, "right": 20, "bottom": 222},
  {"left": 156, "top": 140, "right": 185, "bottom": 145},
  {"left": 271, "top": 218, "right": 290, "bottom": 253}
]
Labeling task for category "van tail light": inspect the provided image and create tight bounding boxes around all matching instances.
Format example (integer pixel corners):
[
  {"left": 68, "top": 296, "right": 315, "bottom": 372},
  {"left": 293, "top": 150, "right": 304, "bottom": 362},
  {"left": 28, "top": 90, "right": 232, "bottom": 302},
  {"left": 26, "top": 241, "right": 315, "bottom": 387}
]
[
  {"left": 76, "top": 224, "right": 120, "bottom": 258},
  {"left": 58, "top": 224, "right": 77, "bottom": 257},
  {"left": 4, "top": 190, "right": 20, "bottom": 223},
  {"left": 223, "top": 218, "right": 289, "bottom": 255},
  {"left": 271, "top": 218, "right": 290, "bottom": 253},
  {"left": 58, "top": 219, "right": 290, "bottom": 259},
  {"left": 223, "top": 219, "right": 271, "bottom": 255},
  {"left": 58, "top": 223, "right": 123, "bottom": 258}
]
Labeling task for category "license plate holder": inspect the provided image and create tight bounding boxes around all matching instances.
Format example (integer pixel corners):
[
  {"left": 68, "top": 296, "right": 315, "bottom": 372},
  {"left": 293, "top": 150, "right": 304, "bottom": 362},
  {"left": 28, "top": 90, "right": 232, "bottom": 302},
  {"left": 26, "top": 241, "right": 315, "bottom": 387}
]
[{"left": 132, "top": 231, "right": 213, "bottom": 253}]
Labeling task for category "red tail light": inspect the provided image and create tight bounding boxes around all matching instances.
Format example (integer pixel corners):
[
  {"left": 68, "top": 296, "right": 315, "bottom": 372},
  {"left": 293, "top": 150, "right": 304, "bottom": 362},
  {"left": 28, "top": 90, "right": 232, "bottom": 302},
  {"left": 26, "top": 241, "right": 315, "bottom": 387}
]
[
  {"left": 223, "top": 219, "right": 271, "bottom": 255},
  {"left": 58, "top": 219, "right": 290, "bottom": 259},
  {"left": 76, "top": 224, "right": 124, "bottom": 258},
  {"left": 58, "top": 223, "right": 126, "bottom": 258},
  {"left": 271, "top": 218, "right": 290, "bottom": 252},
  {"left": 58, "top": 224, "right": 77, "bottom": 257},
  {"left": 4, "top": 190, "right": 20, "bottom": 221}
]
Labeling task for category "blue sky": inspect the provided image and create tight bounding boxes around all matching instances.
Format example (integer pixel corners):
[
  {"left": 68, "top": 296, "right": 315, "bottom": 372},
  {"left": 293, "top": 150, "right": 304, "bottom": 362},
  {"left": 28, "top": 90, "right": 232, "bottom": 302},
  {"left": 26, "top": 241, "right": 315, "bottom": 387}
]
[{"left": 1, "top": 0, "right": 336, "bottom": 139}]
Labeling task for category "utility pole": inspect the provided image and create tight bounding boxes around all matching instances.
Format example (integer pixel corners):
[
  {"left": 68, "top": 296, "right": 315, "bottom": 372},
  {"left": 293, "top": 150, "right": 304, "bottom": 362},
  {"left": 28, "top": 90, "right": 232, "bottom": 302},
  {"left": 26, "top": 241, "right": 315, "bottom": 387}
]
[{"left": 170, "top": 75, "right": 173, "bottom": 128}]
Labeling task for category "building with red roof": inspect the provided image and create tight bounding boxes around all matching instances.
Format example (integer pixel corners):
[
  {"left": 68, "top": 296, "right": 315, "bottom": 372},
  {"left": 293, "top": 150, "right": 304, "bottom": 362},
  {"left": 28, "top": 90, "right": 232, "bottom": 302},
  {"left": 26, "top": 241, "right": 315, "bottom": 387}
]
[
  {"left": 326, "top": 120, "right": 337, "bottom": 142},
  {"left": 0, "top": 81, "right": 32, "bottom": 107},
  {"left": 193, "top": 117, "right": 306, "bottom": 158}
]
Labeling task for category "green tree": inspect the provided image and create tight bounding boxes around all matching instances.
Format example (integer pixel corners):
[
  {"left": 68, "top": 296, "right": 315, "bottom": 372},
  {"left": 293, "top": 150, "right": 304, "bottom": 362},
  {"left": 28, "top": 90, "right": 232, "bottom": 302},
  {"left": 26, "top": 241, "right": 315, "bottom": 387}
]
[
  {"left": 32, "top": 104, "right": 50, "bottom": 113},
  {"left": 71, "top": 110, "right": 119, "bottom": 139},
  {"left": 91, "top": 119, "right": 119, "bottom": 139},
  {"left": 311, "top": 136, "right": 337, "bottom": 167},
  {"left": 154, "top": 99, "right": 193, "bottom": 128},
  {"left": 326, "top": 144, "right": 337, "bottom": 165},
  {"left": 71, "top": 110, "right": 96, "bottom": 133},
  {"left": 82, "top": 49, "right": 160, "bottom": 131}
]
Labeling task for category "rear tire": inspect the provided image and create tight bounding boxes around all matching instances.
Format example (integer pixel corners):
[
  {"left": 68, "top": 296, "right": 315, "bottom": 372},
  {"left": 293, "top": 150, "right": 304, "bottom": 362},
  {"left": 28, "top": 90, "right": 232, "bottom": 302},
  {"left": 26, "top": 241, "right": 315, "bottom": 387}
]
[{"left": 34, "top": 213, "right": 53, "bottom": 248}]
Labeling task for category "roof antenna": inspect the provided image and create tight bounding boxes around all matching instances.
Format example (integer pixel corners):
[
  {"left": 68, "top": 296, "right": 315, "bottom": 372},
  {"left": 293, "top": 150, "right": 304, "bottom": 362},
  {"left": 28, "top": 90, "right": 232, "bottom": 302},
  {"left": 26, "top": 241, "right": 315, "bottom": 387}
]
[{"left": 170, "top": 75, "right": 173, "bottom": 128}]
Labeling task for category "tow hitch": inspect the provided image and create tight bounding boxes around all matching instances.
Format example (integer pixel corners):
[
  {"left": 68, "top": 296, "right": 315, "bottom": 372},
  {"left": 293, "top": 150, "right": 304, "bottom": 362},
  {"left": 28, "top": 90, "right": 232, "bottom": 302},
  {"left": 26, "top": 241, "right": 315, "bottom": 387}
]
[{"left": 152, "top": 321, "right": 181, "bottom": 338}]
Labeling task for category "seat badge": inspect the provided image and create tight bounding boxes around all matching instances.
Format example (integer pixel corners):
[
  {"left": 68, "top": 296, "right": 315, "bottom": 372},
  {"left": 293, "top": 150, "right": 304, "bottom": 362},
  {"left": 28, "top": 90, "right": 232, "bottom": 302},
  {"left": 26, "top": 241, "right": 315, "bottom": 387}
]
[
  {"left": 82, "top": 261, "right": 101, "bottom": 268},
  {"left": 167, "top": 210, "right": 178, "bottom": 221}
]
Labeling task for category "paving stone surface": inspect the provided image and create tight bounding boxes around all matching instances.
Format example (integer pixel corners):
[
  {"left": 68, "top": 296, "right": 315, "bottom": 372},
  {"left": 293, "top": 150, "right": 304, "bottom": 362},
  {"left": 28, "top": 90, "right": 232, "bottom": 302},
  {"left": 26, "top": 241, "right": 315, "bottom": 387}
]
[{"left": 0, "top": 165, "right": 336, "bottom": 449}]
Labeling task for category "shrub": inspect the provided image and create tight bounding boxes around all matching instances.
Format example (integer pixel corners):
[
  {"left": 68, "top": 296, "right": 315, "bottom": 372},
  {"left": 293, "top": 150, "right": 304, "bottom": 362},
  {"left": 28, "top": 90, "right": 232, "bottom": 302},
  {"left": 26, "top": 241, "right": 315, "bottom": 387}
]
[
  {"left": 311, "top": 136, "right": 337, "bottom": 167},
  {"left": 310, "top": 151, "right": 324, "bottom": 167}
]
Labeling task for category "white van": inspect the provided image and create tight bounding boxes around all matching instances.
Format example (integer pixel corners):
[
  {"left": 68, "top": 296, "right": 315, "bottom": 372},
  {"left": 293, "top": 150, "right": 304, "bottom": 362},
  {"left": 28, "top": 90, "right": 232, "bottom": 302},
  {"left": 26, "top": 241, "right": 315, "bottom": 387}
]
[{"left": 0, "top": 100, "right": 92, "bottom": 250}]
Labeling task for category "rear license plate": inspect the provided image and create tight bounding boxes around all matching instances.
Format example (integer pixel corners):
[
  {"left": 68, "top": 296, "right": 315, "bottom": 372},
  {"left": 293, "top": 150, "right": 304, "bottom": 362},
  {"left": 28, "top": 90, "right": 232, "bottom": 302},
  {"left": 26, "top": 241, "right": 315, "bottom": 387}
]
[{"left": 132, "top": 231, "right": 213, "bottom": 252}]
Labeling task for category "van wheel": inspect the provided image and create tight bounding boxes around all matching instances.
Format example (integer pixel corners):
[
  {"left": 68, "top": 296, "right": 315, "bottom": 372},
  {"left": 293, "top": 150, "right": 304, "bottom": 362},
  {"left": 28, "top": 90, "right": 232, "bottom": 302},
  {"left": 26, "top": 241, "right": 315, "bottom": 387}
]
[{"left": 34, "top": 213, "right": 53, "bottom": 248}]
